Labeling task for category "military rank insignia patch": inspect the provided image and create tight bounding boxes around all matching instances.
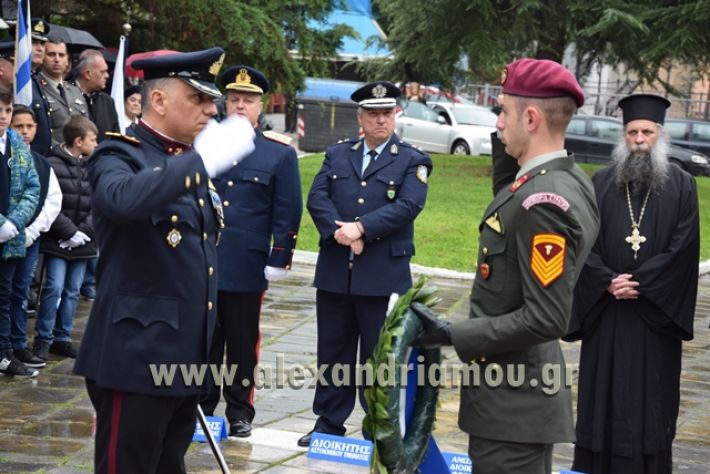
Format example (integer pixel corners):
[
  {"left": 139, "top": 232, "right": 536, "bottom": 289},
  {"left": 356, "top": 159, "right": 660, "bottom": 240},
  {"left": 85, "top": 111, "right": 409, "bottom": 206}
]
[
  {"left": 522, "top": 192, "right": 570, "bottom": 212},
  {"left": 416, "top": 165, "right": 428, "bottom": 184},
  {"left": 530, "top": 233, "right": 565, "bottom": 287}
]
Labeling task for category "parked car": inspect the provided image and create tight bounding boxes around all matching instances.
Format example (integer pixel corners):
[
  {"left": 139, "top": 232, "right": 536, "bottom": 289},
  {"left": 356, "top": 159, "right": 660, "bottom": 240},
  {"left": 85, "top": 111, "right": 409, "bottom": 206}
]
[
  {"left": 395, "top": 101, "right": 497, "bottom": 155},
  {"left": 565, "top": 115, "right": 710, "bottom": 176},
  {"left": 664, "top": 118, "right": 710, "bottom": 155}
]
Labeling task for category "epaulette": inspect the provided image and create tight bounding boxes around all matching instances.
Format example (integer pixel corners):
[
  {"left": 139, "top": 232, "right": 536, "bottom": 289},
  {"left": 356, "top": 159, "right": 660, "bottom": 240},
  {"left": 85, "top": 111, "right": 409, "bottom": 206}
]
[
  {"left": 262, "top": 130, "right": 293, "bottom": 146},
  {"left": 104, "top": 131, "right": 141, "bottom": 145},
  {"left": 398, "top": 140, "right": 427, "bottom": 155},
  {"left": 335, "top": 137, "right": 358, "bottom": 145}
]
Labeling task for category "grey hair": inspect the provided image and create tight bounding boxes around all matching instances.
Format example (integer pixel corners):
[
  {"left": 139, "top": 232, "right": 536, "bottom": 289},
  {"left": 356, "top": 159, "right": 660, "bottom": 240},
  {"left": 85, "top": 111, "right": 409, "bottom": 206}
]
[
  {"left": 75, "top": 49, "right": 104, "bottom": 74},
  {"left": 612, "top": 124, "right": 670, "bottom": 194}
]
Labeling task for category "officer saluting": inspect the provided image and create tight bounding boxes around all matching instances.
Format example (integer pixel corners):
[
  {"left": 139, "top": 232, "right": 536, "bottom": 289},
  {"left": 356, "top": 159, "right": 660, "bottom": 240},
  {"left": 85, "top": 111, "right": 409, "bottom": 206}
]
[
  {"left": 200, "top": 65, "right": 302, "bottom": 438},
  {"left": 74, "top": 48, "right": 255, "bottom": 473},
  {"left": 299, "top": 81, "right": 432, "bottom": 446}
]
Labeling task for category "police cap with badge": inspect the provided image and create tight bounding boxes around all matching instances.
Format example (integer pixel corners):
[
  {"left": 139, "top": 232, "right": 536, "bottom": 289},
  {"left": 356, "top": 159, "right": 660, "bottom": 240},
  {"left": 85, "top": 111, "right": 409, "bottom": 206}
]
[
  {"left": 31, "top": 18, "right": 50, "bottom": 42},
  {"left": 351, "top": 81, "right": 401, "bottom": 108},
  {"left": 221, "top": 65, "right": 270, "bottom": 95},
  {"left": 131, "top": 47, "right": 225, "bottom": 98},
  {"left": 618, "top": 93, "right": 670, "bottom": 125}
]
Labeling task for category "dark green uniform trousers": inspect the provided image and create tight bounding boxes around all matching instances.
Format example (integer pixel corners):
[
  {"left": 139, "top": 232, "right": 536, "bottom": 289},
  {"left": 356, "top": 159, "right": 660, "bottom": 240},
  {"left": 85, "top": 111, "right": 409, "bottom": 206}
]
[{"left": 469, "top": 436, "right": 553, "bottom": 474}]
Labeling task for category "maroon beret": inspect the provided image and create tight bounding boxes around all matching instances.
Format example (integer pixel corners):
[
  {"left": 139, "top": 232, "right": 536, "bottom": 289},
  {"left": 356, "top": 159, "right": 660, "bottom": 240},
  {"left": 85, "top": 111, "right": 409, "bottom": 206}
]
[{"left": 501, "top": 58, "right": 585, "bottom": 107}]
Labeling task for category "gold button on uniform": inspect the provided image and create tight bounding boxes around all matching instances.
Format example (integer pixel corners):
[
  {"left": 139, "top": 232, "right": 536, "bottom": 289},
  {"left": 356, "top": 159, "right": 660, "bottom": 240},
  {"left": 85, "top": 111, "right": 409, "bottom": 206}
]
[
  {"left": 253, "top": 177, "right": 259, "bottom": 182},
  {"left": 185, "top": 176, "right": 191, "bottom": 189},
  {"left": 361, "top": 181, "right": 367, "bottom": 187},
  {"left": 208, "top": 266, "right": 214, "bottom": 276},
  {"left": 540, "top": 170, "right": 547, "bottom": 175},
  {"left": 223, "top": 200, "right": 230, "bottom": 207},
  {"left": 195, "top": 172, "right": 201, "bottom": 185},
  {"left": 171, "top": 215, "right": 178, "bottom": 223},
  {"left": 198, "top": 198, "right": 205, "bottom": 207},
  {"left": 208, "top": 301, "right": 213, "bottom": 310},
  {"left": 357, "top": 198, "right": 364, "bottom": 204},
  {"left": 227, "top": 180, "right": 234, "bottom": 187},
  {"left": 482, "top": 247, "right": 488, "bottom": 255},
  {"left": 203, "top": 232, "right": 208, "bottom": 240}
]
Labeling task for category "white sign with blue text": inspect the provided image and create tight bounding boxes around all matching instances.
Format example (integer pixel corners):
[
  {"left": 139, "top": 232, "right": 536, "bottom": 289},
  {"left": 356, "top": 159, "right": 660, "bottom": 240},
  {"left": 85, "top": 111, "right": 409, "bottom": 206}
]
[{"left": 306, "top": 432, "right": 372, "bottom": 467}]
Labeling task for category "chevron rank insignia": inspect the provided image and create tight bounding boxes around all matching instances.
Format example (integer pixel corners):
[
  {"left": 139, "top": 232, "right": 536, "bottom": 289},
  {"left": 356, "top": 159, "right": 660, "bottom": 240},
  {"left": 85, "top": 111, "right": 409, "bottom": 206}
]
[{"left": 530, "top": 233, "right": 565, "bottom": 287}]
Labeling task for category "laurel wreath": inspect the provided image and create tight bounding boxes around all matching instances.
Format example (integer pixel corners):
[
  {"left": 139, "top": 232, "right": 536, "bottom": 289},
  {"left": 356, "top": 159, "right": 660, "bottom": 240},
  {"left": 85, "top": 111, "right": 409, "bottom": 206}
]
[{"left": 363, "top": 277, "right": 442, "bottom": 473}]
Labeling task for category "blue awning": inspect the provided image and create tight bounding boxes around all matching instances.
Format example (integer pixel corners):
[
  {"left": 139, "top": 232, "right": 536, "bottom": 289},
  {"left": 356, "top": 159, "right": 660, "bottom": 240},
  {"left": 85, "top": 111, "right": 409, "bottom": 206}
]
[{"left": 309, "top": 1, "right": 391, "bottom": 59}]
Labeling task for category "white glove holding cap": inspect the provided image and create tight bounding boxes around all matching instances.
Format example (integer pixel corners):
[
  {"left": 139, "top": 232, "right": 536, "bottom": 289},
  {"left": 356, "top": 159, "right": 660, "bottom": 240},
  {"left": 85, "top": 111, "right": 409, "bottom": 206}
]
[
  {"left": 194, "top": 115, "right": 256, "bottom": 178},
  {"left": 264, "top": 265, "right": 289, "bottom": 281},
  {"left": 0, "top": 220, "right": 18, "bottom": 243}
]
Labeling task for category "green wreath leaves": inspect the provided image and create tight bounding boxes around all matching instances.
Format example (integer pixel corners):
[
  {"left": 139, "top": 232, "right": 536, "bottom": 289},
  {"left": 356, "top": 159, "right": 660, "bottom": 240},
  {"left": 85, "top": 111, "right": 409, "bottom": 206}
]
[{"left": 363, "top": 277, "right": 442, "bottom": 473}]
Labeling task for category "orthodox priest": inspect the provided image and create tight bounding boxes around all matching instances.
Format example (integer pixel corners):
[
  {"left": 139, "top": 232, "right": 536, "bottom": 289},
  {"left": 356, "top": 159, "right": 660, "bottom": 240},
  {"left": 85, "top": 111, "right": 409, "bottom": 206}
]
[{"left": 565, "top": 93, "right": 699, "bottom": 474}]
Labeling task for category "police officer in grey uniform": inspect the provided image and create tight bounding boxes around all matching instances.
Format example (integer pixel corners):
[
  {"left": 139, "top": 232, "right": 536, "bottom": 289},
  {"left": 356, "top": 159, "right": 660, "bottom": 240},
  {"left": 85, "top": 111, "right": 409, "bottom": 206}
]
[
  {"left": 411, "top": 59, "right": 600, "bottom": 474},
  {"left": 74, "top": 47, "right": 255, "bottom": 474},
  {"left": 299, "top": 81, "right": 432, "bottom": 447}
]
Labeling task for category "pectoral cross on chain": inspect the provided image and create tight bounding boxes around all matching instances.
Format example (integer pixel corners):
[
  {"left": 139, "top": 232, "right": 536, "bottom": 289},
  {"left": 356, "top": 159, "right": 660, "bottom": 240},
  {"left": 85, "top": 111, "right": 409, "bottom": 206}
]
[{"left": 625, "top": 225, "right": 646, "bottom": 260}]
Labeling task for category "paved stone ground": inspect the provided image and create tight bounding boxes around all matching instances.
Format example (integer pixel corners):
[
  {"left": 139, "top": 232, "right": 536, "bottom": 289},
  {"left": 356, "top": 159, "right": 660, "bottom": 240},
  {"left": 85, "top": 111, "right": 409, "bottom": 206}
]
[{"left": 1, "top": 261, "right": 709, "bottom": 473}]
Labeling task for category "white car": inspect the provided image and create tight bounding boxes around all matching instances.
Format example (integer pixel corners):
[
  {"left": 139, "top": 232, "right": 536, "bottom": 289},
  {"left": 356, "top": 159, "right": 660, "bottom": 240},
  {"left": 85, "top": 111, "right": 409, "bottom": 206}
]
[{"left": 396, "top": 101, "right": 497, "bottom": 155}]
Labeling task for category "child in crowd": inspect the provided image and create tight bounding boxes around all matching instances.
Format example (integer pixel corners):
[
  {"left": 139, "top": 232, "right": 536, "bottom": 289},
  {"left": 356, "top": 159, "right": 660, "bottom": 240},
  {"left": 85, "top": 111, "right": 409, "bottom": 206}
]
[
  {"left": 9, "top": 105, "right": 62, "bottom": 369},
  {"left": 0, "top": 90, "right": 40, "bottom": 377},
  {"left": 33, "top": 115, "right": 97, "bottom": 361}
]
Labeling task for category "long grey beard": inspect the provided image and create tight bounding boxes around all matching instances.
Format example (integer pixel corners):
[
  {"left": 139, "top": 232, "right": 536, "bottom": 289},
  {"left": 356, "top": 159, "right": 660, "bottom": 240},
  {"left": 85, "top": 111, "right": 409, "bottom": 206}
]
[{"left": 612, "top": 132, "right": 670, "bottom": 195}]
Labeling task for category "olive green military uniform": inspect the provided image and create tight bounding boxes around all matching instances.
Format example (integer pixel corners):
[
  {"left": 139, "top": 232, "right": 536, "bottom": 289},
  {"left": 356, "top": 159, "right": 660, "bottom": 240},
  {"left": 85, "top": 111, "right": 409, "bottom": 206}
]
[{"left": 450, "top": 154, "right": 599, "bottom": 473}]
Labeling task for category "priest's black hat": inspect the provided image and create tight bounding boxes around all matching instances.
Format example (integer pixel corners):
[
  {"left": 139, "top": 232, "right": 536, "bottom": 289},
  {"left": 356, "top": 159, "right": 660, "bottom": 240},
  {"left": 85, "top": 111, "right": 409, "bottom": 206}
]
[
  {"left": 618, "top": 94, "right": 671, "bottom": 125},
  {"left": 131, "top": 47, "right": 225, "bottom": 98}
]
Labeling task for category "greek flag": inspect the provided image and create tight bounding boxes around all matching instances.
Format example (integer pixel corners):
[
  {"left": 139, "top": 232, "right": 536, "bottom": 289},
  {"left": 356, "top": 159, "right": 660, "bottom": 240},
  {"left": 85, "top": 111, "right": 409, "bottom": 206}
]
[
  {"left": 14, "top": 0, "right": 32, "bottom": 106},
  {"left": 111, "top": 35, "right": 128, "bottom": 132}
]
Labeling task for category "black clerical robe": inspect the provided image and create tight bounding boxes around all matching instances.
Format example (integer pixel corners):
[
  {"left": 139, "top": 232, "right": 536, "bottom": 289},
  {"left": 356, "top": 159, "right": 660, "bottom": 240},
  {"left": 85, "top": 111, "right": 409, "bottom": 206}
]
[{"left": 565, "top": 164, "right": 699, "bottom": 472}]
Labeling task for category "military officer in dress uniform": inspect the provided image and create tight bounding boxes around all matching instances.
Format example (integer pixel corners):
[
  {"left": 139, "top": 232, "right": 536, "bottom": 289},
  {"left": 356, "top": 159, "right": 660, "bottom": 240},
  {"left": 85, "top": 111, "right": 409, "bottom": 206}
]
[
  {"left": 199, "top": 65, "right": 302, "bottom": 438},
  {"left": 73, "top": 48, "right": 255, "bottom": 474},
  {"left": 298, "top": 81, "right": 432, "bottom": 447},
  {"left": 29, "top": 19, "right": 52, "bottom": 157},
  {"left": 37, "top": 37, "right": 88, "bottom": 148},
  {"left": 410, "top": 59, "right": 600, "bottom": 474}
]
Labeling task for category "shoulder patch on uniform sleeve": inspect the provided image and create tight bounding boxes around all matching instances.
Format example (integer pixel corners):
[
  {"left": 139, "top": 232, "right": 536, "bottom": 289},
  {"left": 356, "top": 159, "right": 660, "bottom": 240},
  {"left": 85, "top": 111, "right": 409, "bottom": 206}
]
[
  {"left": 104, "top": 131, "right": 141, "bottom": 145},
  {"left": 416, "top": 165, "right": 428, "bottom": 184},
  {"left": 530, "top": 233, "right": 566, "bottom": 287},
  {"left": 522, "top": 192, "right": 570, "bottom": 212},
  {"left": 263, "top": 130, "right": 293, "bottom": 146}
]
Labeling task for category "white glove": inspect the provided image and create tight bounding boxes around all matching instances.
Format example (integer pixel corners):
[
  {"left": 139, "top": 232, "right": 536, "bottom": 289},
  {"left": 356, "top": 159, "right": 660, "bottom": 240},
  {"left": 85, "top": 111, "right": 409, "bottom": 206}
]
[
  {"left": 25, "top": 228, "right": 39, "bottom": 248},
  {"left": 0, "top": 220, "right": 18, "bottom": 243},
  {"left": 194, "top": 115, "right": 256, "bottom": 178},
  {"left": 59, "top": 230, "right": 91, "bottom": 249},
  {"left": 264, "top": 265, "right": 288, "bottom": 281}
]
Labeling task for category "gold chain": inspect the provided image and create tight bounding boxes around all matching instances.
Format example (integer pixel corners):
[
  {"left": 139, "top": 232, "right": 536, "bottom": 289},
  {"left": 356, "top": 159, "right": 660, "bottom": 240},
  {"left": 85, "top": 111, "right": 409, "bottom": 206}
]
[{"left": 625, "top": 184, "right": 651, "bottom": 229}]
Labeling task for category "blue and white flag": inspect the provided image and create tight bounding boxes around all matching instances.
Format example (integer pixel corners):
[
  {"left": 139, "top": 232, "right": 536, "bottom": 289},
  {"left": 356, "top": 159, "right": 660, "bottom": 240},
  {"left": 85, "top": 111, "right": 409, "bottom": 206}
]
[
  {"left": 111, "top": 35, "right": 128, "bottom": 132},
  {"left": 14, "top": 0, "right": 32, "bottom": 106}
]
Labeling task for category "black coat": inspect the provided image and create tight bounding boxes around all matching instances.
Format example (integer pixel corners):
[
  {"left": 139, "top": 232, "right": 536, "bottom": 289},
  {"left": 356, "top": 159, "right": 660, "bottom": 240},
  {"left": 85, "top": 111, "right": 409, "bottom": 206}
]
[
  {"left": 74, "top": 122, "right": 220, "bottom": 396},
  {"left": 85, "top": 91, "right": 120, "bottom": 142},
  {"left": 40, "top": 145, "right": 97, "bottom": 260}
]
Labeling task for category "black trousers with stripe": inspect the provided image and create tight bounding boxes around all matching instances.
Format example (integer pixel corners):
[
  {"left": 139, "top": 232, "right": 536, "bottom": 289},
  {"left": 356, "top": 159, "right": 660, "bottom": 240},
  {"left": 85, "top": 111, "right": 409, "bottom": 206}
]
[
  {"left": 200, "top": 290, "right": 263, "bottom": 424},
  {"left": 86, "top": 378, "right": 198, "bottom": 474}
]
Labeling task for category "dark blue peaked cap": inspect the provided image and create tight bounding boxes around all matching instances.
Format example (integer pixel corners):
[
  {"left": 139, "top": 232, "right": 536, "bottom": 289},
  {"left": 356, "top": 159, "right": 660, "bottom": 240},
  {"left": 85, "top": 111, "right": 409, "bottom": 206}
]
[
  {"left": 132, "top": 47, "right": 226, "bottom": 98},
  {"left": 0, "top": 40, "right": 14, "bottom": 60},
  {"left": 351, "top": 81, "right": 400, "bottom": 108},
  {"left": 221, "top": 65, "right": 270, "bottom": 95}
]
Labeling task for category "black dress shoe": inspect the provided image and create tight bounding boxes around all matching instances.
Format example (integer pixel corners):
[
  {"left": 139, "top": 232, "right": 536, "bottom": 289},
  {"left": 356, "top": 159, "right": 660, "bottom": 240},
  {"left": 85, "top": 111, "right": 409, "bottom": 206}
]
[
  {"left": 297, "top": 429, "right": 316, "bottom": 447},
  {"left": 229, "top": 420, "right": 251, "bottom": 438}
]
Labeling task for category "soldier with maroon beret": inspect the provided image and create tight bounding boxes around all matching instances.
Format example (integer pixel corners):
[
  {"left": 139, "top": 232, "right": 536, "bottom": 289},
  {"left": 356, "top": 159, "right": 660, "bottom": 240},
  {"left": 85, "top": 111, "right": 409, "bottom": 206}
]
[{"left": 410, "top": 58, "right": 599, "bottom": 474}]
